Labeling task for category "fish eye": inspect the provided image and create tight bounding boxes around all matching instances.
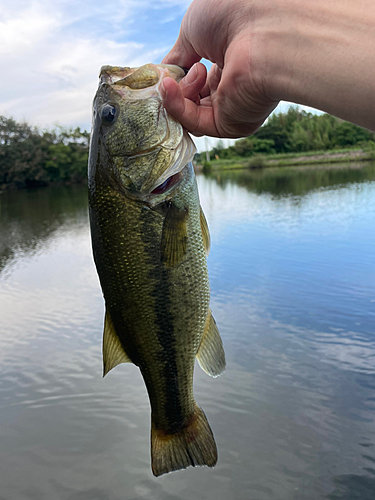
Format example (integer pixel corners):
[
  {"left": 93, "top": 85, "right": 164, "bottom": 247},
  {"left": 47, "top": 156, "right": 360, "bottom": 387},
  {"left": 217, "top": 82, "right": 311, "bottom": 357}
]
[{"left": 101, "top": 104, "right": 116, "bottom": 124}]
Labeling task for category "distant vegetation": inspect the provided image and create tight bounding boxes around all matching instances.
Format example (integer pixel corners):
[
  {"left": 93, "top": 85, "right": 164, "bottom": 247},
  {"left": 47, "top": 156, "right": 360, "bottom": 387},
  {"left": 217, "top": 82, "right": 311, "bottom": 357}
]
[
  {"left": 1, "top": 107, "right": 375, "bottom": 190},
  {"left": 0, "top": 116, "right": 89, "bottom": 190},
  {"left": 197, "top": 107, "right": 375, "bottom": 163}
]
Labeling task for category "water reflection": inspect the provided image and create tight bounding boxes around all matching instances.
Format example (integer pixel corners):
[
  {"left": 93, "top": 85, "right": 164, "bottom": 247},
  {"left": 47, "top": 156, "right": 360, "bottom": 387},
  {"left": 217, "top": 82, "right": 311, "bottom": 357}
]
[
  {"left": 0, "top": 163, "right": 375, "bottom": 499},
  {"left": 328, "top": 474, "right": 375, "bottom": 500},
  {"left": 0, "top": 185, "right": 88, "bottom": 276},
  {"left": 206, "top": 161, "right": 375, "bottom": 197}
]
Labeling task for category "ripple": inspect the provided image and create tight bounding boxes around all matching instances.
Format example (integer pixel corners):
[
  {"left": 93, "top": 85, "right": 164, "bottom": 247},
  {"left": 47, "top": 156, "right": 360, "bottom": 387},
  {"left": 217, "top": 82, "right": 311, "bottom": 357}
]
[{"left": 1, "top": 177, "right": 375, "bottom": 499}]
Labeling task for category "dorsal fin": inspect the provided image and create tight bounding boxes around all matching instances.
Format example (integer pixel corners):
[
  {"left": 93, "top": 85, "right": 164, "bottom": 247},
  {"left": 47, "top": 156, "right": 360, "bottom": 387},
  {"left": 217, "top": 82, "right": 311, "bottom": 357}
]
[
  {"left": 103, "top": 309, "right": 132, "bottom": 376},
  {"left": 196, "top": 310, "right": 226, "bottom": 377},
  {"left": 200, "top": 207, "right": 211, "bottom": 256}
]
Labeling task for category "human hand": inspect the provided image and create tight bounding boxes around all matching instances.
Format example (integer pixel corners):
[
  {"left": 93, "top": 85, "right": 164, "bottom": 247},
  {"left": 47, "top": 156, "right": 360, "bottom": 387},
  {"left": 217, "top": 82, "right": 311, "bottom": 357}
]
[
  {"left": 161, "top": 0, "right": 280, "bottom": 138},
  {"left": 162, "top": 0, "right": 375, "bottom": 136}
]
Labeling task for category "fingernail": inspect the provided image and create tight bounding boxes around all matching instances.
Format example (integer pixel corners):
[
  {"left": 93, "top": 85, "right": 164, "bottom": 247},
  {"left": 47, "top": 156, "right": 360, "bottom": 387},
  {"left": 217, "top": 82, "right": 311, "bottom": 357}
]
[{"left": 184, "top": 64, "right": 198, "bottom": 85}]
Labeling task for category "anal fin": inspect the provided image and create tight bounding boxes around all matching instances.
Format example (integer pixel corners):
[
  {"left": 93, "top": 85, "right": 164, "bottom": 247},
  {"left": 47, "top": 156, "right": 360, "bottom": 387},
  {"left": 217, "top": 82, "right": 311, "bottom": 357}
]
[
  {"left": 196, "top": 310, "right": 226, "bottom": 377},
  {"left": 103, "top": 309, "right": 132, "bottom": 377}
]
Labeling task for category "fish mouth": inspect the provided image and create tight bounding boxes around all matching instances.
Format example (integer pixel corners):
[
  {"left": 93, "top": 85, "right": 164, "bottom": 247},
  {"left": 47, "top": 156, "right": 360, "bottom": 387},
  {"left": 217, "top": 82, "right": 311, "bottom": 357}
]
[
  {"left": 99, "top": 62, "right": 189, "bottom": 161},
  {"left": 97, "top": 63, "right": 196, "bottom": 203},
  {"left": 99, "top": 63, "right": 186, "bottom": 90}
]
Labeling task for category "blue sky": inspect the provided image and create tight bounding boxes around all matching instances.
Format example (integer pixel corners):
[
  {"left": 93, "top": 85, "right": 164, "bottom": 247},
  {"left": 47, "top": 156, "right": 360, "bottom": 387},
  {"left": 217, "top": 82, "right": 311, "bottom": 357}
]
[{"left": 0, "top": 0, "right": 314, "bottom": 151}]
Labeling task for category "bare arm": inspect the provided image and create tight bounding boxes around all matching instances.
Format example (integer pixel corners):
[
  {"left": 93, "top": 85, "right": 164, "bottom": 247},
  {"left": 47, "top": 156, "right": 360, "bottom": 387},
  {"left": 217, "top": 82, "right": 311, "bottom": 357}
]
[{"left": 162, "top": 0, "right": 375, "bottom": 138}]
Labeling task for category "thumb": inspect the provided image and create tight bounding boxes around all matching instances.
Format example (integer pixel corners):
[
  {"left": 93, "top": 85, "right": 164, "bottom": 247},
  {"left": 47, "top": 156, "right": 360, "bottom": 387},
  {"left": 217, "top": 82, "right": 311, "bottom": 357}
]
[{"left": 162, "top": 31, "right": 201, "bottom": 70}]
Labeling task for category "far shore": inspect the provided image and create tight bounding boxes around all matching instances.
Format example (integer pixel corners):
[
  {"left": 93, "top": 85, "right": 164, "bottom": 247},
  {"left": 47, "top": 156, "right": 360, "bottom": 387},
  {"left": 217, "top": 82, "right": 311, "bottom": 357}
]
[{"left": 195, "top": 148, "right": 375, "bottom": 172}]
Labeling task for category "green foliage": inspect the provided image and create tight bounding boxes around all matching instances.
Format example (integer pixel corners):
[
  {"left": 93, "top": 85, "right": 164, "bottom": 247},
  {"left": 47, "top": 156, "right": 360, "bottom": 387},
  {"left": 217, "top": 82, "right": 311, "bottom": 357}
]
[
  {"left": 211, "top": 107, "right": 375, "bottom": 160},
  {"left": 202, "top": 160, "right": 212, "bottom": 174},
  {"left": 334, "top": 121, "right": 373, "bottom": 146},
  {"left": 246, "top": 155, "right": 266, "bottom": 169},
  {"left": 0, "top": 116, "right": 89, "bottom": 189},
  {"left": 234, "top": 137, "right": 275, "bottom": 156},
  {"left": 364, "top": 140, "right": 375, "bottom": 159}
]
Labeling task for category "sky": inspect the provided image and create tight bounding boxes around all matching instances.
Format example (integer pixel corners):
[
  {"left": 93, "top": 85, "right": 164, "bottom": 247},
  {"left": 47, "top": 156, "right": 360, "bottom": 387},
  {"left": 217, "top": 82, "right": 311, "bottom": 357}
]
[{"left": 0, "top": 0, "right": 315, "bottom": 152}]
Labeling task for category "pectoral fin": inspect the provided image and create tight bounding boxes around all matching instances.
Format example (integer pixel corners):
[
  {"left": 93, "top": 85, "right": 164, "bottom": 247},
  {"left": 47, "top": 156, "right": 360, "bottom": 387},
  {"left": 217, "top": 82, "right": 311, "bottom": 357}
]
[
  {"left": 161, "top": 202, "right": 188, "bottom": 268},
  {"left": 196, "top": 311, "right": 226, "bottom": 377},
  {"left": 103, "top": 309, "right": 132, "bottom": 377},
  {"left": 200, "top": 206, "right": 211, "bottom": 256}
]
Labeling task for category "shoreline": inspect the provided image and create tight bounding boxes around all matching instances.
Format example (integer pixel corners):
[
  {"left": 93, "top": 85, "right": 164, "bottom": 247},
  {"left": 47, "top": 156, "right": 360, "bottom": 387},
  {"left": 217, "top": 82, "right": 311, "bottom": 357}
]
[{"left": 196, "top": 148, "right": 375, "bottom": 171}]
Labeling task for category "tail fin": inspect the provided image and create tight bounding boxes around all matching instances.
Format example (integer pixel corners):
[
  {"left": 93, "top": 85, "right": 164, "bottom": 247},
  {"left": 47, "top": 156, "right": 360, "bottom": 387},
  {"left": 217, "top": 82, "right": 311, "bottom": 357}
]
[{"left": 151, "top": 405, "right": 217, "bottom": 477}]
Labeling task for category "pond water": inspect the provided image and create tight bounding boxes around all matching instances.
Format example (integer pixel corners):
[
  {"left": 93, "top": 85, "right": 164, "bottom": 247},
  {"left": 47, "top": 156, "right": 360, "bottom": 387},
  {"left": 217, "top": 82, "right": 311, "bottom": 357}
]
[{"left": 1, "top": 162, "right": 375, "bottom": 500}]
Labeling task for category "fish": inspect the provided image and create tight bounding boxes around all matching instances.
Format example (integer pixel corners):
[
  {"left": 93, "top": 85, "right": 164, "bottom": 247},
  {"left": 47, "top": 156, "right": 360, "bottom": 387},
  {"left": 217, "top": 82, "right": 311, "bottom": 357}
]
[{"left": 88, "top": 63, "right": 225, "bottom": 477}]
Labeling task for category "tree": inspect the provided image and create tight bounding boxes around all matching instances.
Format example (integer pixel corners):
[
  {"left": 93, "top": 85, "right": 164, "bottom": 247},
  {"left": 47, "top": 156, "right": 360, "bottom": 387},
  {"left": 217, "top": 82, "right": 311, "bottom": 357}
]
[
  {"left": 227, "top": 107, "right": 375, "bottom": 158},
  {"left": 0, "top": 116, "right": 89, "bottom": 189}
]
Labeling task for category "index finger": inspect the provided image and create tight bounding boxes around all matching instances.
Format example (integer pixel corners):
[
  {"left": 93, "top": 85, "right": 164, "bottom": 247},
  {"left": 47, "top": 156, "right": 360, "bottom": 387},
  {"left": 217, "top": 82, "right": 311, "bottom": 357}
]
[{"left": 161, "top": 76, "right": 220, "bottom": 137}]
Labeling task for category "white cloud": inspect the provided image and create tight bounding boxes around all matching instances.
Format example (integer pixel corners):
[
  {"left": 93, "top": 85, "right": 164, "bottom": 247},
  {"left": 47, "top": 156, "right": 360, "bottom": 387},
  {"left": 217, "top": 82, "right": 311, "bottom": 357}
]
[
  {"left": 0, "top": 1, "right": 173, "bottom": 129},
  {"left": 0, "top": 6, "right": 59, "bottom": 56},
  {"left": 0, "top": 0, "right": 321, "bottom": 142}
]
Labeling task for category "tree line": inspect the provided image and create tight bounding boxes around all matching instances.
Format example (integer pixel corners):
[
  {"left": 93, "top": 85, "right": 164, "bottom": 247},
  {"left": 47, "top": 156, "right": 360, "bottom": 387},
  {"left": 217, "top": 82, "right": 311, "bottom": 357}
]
[
  {"left": 1, "top": 108, "right": 375, "bottom": 189},
  {"left": 201, "top": 107, "right": 375, "bottom": 161},
  {"left": 0, "top": 116, "right": 89, "bottom": 189}
]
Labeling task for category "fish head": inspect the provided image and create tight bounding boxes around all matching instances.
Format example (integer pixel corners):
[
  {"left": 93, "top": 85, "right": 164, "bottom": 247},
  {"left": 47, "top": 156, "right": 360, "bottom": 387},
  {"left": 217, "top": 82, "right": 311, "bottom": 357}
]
[{"left": 89, "top": 63, "right": 196, "bottom": 205}]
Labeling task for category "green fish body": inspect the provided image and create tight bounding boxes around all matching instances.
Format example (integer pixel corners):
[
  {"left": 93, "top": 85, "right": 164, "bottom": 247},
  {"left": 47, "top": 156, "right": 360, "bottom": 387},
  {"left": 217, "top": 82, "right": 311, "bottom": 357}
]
[{"left": 88, "top": 63, "right": 225, "bottom": 476}]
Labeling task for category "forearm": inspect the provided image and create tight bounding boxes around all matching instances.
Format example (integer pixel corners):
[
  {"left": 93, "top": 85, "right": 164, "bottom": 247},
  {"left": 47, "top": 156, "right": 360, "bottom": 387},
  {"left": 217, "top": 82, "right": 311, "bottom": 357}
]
[{"left": 258, "top": 0, "right": 375, "bottom": 129}]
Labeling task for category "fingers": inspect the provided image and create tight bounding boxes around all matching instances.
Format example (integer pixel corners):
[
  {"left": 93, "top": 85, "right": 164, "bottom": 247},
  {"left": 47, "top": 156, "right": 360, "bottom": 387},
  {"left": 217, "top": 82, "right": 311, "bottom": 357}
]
[
  {"left": 161, "top": 77, "right": 219, "bottom": 137},
  {"left": 160, "top": 78, "right": 185, "bottom": 120},
  {"left": 178, "top": 63, "right": 207, "bottom": 102},
  {"left": 161, "top": 63, "right": 207, "bottom": 117},
  {"left": 200, "top": 64, "right": 222, "bottom": 98}
]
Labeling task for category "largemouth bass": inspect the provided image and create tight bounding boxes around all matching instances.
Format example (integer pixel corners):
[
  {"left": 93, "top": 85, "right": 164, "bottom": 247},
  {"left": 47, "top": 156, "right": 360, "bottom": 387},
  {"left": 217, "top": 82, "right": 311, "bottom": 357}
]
[{"left": 88, "top": 63, "right": 225, "bottom": 476}]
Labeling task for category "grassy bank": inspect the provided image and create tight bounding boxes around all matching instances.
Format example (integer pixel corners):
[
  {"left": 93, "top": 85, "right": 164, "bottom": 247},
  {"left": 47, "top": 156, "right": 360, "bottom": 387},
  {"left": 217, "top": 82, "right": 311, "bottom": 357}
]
[{"left": 198, "top": 147, "right": 375, "bottom": 172}]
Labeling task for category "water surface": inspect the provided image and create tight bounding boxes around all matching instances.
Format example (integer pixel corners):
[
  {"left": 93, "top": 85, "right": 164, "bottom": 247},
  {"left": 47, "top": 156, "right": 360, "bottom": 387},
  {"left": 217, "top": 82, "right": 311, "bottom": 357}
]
[{"left": 1, "top": 163, "right": 375, "bottom": 500}]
